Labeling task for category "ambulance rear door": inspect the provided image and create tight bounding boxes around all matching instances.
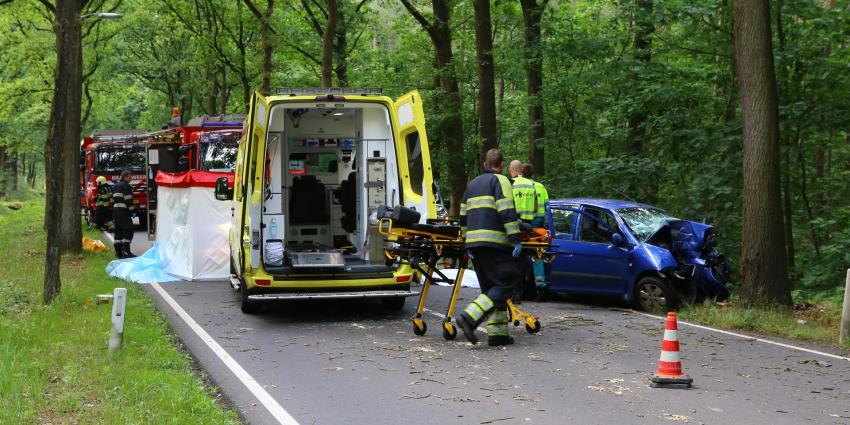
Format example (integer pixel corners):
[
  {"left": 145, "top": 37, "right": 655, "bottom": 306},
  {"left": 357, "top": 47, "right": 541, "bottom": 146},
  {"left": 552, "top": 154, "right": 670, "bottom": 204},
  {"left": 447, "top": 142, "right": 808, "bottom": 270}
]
[{"left": 391, "top": 90, "right": 436, "bottom": 220}]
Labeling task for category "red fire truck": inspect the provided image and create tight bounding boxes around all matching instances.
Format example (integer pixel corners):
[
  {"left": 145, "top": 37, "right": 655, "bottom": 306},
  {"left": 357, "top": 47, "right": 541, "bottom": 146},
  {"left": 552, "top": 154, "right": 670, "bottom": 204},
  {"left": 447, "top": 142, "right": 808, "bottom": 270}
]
[
  {"left": 80, "top": 130, "right": 148, "bottom": 227},
  {"left": 143, "top": 115, "right": 244, "bottom": 238}
]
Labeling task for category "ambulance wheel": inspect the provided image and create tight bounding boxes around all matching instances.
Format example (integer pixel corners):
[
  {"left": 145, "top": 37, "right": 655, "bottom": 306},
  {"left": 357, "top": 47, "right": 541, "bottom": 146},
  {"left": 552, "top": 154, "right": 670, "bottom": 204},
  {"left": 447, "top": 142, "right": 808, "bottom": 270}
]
[
  {"left": 412, "top": 319, "right": 427, "bottom": 336},
  {"left": 442, "top": 323, "right": 457, "bottom": 340},
  {"left": 239, "top": 283, "right": 262, "bottom": 315},
  {"left": 525, "top": 320, "right": 541, "bottom": 334}
]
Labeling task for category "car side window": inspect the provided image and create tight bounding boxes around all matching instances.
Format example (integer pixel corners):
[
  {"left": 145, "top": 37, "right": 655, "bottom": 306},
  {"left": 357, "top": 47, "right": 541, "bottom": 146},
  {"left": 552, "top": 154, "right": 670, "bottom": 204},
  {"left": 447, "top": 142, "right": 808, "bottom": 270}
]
[
  {"left": 578, "top": 208, "right": 621, "bottom": 243},
  {"left": 551, "top": 208, "right": 577, "bottom": 239}
]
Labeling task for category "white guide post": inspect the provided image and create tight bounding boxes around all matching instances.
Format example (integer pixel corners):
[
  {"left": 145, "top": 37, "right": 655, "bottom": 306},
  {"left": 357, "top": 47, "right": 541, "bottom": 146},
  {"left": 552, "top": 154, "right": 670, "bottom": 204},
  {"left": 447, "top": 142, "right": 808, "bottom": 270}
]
[{"left": 108, "top": 287, "right": 127, "bottom": 352}]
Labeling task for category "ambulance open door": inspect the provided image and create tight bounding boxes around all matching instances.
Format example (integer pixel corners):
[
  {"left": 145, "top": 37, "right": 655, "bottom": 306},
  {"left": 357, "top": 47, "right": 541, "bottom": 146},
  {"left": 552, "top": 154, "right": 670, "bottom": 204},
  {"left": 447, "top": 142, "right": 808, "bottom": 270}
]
[{"left": 392, "top": 90, "right": 436, "bottom": 220}]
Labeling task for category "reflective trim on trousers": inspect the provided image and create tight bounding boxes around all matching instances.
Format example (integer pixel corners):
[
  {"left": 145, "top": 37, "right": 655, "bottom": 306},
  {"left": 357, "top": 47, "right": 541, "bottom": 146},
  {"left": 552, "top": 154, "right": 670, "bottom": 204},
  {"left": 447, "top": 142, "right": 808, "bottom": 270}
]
[
  {"left": 463, "top": 294, "right": 495, "bottom": 322},
  {"left": 486, "top": 309, "right": 509, "bottom": 336}
]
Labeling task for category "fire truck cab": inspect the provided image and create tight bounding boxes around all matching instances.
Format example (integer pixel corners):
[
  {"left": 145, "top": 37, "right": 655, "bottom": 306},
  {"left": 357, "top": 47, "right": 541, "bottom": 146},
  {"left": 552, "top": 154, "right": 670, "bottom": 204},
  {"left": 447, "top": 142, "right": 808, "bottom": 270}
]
[
  {"left": 214, "top": 88, "right": 436, "bottom": 314},
  {"left": 80, "top": 130, "right": 147, "bottom": 227}
]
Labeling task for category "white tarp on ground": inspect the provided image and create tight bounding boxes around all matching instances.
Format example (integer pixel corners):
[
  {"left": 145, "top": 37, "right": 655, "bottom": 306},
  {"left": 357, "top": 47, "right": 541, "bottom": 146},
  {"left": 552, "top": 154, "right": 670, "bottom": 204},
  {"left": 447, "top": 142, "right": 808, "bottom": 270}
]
[
  {"left": 419, "top": 268, "right": 480, "bottom": 289},
  {"left": 156, "top": 185, "right": 231, "bottom": 280}
]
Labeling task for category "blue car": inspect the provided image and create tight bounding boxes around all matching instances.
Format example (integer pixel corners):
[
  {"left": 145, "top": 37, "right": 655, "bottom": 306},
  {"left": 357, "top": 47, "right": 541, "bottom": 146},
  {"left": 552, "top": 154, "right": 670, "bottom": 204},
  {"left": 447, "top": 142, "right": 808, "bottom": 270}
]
[{"left": 545, "top": 199, "right": 731, "bottom": 311}]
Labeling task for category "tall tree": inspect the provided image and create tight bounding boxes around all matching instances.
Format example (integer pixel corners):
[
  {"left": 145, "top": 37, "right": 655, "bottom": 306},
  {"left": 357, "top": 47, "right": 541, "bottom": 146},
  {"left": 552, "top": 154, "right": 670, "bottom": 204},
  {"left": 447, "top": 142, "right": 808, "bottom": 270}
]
[
  {"left": 733, "top": 0, "right": 791, "bottom": 305},
  {"left": 626, "top": 0, "right": 654, "bottom": 154},
  {"left": 400, "top": 0, "right": 467, "bottom": 217},
  {"left": 40, "top": 0, "right": 86, "bottom": 304},
  {"left": 473, "top": 0, "right": 498, "bottom": 157},
  {"left": 242, "top": 0, "right": 274, "bottom": 94},
  {"left": 321, "top": 0, "right": 340, "bottom": 87},
  {"left": 520, "top": 0, "right": 547, "bottom": 175}
]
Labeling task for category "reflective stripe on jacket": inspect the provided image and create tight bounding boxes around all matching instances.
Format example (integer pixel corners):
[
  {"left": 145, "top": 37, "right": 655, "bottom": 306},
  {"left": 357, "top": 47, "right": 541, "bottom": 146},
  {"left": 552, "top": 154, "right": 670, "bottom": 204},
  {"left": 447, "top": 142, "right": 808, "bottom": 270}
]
[
  {"left": 512, "top": 176, "right": 536, "bottom": 221},
  {"left": 533, "top": 181, "right": 549, "bottom": 219},
  {"left": 459, "top": 169, "right": 521, "bottom": 250},
  {"left": 95, "top": 183, "right": 112, "bottom": 207}
]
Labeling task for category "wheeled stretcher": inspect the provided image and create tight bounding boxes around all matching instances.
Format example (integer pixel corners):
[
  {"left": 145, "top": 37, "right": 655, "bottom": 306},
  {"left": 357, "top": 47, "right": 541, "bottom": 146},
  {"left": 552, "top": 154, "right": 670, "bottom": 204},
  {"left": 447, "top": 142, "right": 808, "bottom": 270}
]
[{"left": 377, "top": 205, "right": 553, "bottom": 340}]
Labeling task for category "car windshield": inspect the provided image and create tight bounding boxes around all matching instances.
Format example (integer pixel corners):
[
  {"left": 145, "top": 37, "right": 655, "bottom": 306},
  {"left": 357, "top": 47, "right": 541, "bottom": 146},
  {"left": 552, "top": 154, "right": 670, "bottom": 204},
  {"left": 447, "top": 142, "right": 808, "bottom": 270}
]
[
  {"left": 616, "top": 207, "right": 676, "bottom": 241},
  {"left": 93, "top": 144, "right": 145, "bottom": 173}
]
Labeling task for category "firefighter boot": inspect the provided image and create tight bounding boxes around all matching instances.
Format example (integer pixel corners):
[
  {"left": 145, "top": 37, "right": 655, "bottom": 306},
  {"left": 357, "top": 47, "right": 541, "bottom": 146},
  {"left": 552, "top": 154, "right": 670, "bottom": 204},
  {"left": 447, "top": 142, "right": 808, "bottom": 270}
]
[
  {"left": 456, "top": 294, "right": 496, "bottom": 344},
  {"left": 487, "top": 309, "right": 514, "bottom": 346},
  {"left": 114, "top": 243, "right": 125, "bottom": 259}
]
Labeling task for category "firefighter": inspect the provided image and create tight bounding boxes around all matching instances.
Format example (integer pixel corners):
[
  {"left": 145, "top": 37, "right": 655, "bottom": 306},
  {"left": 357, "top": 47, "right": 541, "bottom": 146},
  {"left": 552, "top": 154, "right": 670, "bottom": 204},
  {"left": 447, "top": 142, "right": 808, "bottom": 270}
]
[
  {"left": 456, "top": 149, "right": 523, "bottom": 346},
  {"left": 112, "top": 170, "right": 136, "bottom": 259},
  {"left": 93, "top": 176, "right": 112, "bottom": 231}
]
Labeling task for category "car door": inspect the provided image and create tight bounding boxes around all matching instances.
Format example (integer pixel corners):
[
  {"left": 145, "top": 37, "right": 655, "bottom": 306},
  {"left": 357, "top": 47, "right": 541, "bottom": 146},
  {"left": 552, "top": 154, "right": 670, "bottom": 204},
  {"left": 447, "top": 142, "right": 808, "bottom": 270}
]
[
  {"left": 391, "top": 90, "right": 435, "bottom": 221},
  {"left": 546, "top": 204, "right": 579, "bottom": 293},
  {"left": 553, "top": 206, "right": 630, "bottom": 294}
]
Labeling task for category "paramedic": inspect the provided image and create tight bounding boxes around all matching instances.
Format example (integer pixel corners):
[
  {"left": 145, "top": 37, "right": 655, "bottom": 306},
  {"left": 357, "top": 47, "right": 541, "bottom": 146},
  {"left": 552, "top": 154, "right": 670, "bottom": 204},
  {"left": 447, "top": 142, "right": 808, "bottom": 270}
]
[
  {"left": 523, "top": 163, "right": 550, "bottom": 293},
  {"left": 112, "top": 170, "right": 136, "bottom": 258},
  {"left": 508, "top": 160, "right": 537, "bottom": 302},
  {"left": 456, "top": 149, "right": 523, "bottom": 346},
  {"left": 93, "top": 176, "right": 112, "bottom": 231},
  {"left": 525, "top": 163, "right": 550, "bottom": 228}
]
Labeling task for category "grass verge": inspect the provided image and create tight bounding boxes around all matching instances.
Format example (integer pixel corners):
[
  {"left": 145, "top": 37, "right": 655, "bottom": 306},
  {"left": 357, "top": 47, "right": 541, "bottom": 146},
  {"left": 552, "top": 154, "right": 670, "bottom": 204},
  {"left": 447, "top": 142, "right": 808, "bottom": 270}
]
[
  {"left": 0, "top": 201, "right": 240, "bottom": 424},
  {"left": 678, "top": 297, "right": 846, "bottom": 349}
]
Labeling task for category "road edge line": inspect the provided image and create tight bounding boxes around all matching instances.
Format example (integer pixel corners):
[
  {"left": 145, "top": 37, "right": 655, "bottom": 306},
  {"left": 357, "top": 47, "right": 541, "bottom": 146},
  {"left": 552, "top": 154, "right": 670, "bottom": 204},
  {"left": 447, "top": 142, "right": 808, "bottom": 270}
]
[
  {"left": 633, "top": 311, "right": 850, "bottom": 362},
  {"left": 150, "top": 283, "right": 300, "bottom": 425}
]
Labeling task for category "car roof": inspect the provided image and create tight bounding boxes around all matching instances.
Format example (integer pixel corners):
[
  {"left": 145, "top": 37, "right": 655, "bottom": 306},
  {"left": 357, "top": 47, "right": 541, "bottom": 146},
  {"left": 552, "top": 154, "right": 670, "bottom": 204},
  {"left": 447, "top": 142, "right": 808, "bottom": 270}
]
[{"left": 549, "top": 198, "right": 658, "bottom": 210}]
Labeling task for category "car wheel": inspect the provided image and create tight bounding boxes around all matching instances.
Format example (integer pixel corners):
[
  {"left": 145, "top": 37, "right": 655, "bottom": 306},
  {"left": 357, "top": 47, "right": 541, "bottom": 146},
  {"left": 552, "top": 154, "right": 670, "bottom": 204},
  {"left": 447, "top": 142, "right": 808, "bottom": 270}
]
[
  {"left": 634, "top": 276, "right": 680, "bottom": 311},
  {"left": 239, "top": 281, "right": 262, "bottom": 315}
]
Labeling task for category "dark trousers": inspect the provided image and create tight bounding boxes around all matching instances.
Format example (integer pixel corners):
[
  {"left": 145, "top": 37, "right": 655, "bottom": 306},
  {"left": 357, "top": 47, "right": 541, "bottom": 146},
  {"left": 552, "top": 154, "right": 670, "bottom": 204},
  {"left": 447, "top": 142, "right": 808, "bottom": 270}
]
[
  {"left": 95, "top": 206, "right": 110, "bottom": 229},
  {"left": 114, "top": 227, "right": 134, "bottom": 246},
  {"left": 470, "top": 247, "right": 519, "bottom": 309}
]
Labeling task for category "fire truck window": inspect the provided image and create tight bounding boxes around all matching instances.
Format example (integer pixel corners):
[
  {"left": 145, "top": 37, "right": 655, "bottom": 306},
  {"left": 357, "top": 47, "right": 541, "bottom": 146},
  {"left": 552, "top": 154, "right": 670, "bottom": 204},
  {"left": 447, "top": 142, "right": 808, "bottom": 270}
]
[
  {"left": 93, "top": 145, "right": 145, "bottom": 173},
  {"left": 200, "top": 141, "right": 238, "bottom": 172}
]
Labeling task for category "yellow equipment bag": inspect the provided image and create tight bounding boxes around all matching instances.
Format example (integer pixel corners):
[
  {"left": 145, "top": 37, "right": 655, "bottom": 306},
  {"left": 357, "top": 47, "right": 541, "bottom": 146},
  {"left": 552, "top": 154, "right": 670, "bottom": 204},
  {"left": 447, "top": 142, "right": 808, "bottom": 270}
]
[{"left": 82, "top": 236, "right": 108, "bottom": 252}]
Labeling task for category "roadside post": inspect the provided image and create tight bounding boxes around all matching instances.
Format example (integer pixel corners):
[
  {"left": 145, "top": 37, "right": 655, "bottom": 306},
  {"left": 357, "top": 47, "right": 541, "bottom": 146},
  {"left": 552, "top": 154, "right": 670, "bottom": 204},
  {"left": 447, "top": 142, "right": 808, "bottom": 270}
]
[
  {"left": 841, "top": 269, "right": 850, "bottom": 345},
  {"left": 108, "top": 288, "right": 127, "bottom": 353}
]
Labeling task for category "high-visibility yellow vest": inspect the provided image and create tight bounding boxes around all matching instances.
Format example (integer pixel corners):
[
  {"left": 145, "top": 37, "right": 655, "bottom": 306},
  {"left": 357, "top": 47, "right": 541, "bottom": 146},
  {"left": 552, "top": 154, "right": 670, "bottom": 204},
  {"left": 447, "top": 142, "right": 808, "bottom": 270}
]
[
  {"left": 512, "top": 176, "right": 536, "bottom": 221},
  {"left": 534, "top": 181, "right": 549, "bottom": 220}
]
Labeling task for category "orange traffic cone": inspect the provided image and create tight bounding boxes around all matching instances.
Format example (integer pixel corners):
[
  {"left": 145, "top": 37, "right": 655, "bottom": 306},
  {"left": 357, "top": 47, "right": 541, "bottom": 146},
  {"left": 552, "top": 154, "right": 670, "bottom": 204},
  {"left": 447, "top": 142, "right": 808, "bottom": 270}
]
[{"left": 650, "top": 312, "right": 693, "bottom": 389}]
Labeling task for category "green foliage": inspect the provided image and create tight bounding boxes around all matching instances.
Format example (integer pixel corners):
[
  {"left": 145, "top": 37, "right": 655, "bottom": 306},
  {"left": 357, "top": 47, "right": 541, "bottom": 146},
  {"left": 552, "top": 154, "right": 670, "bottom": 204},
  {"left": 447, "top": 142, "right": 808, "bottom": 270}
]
[
  {"left": 2, "top": 0, "right": 849, "bottom": 301},
  {"left": 0, "top": 202, "right": 239, "bottom": 423}
]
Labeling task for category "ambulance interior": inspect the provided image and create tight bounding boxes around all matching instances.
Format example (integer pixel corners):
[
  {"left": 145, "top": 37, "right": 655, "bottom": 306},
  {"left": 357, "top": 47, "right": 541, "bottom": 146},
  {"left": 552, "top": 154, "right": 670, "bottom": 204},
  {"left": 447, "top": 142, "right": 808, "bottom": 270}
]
[{"left": 261, "top": 103, "right": 400, "bottom": 270}]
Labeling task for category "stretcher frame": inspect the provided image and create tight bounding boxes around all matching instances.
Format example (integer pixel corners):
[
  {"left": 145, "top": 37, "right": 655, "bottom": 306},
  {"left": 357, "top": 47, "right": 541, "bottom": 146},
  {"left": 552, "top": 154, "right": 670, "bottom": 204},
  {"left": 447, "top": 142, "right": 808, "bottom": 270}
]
[{"left": 379, "top": 217, "right": 550, "bottom": 340}]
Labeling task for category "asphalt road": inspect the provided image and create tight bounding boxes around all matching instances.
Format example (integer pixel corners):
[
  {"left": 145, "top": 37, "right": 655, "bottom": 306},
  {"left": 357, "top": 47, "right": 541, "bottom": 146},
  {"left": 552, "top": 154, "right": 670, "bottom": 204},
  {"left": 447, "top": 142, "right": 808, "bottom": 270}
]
[{"left": 138, "top": 278, "right": 850, "bottom": 425}]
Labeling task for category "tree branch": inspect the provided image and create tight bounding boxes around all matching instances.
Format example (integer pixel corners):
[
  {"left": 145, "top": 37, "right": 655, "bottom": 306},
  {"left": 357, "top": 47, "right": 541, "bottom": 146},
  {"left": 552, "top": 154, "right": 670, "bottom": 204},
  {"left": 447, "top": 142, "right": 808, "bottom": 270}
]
[{"left": 399, "top": 0, "right": 433, "bottom": 34}]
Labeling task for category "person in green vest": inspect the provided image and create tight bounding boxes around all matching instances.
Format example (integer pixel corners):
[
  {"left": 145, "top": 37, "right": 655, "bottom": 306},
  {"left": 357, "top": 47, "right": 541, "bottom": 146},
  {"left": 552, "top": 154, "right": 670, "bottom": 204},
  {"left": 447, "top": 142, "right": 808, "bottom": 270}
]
[
  {"left": 523, "top": 163, "right": 549, "bottom": 293},
  {"left": 509, "top": 160, "right": 536, "bottom": 223}
]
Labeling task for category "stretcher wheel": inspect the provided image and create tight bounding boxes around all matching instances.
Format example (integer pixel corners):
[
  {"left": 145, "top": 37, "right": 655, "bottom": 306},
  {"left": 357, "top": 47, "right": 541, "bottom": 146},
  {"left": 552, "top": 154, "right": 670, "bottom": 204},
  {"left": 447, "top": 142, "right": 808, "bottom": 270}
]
[
  {"left": 513, "top": 320, "right": 521, "bottom": 326},
  {"left": 442, "top": 322, "right": 457, "bottom": 340},
  {"left": 412, "top": 318, "right": 427, "bottom": 336},
  {"left": 525, "top": 319, "right": 541, "bottom": 334}
]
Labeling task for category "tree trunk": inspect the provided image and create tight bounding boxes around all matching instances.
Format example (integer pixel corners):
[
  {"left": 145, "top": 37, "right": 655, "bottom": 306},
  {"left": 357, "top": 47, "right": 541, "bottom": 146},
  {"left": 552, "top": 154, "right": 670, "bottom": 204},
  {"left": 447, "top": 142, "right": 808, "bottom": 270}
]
[
  {"left": 28, "top": 157, "right": 37, "bottom": 189},
  {"left": 473, "top": 0, "right": 498, "bottom": 157},
  {"left": 0, "top": 146, "right": 6, "bottom": 198},
  {"left": 334, "top": 10, "right": 348, "bottom": 87},
  {"left": 9, "top": 152, "right": 18, "bottom": 193},
  {"left": 58, "top": 0, "right": 84, "bottom": 256},
  {"left": 321, "top": 0, "right": 339, "bottom": 88},
  {"left": 521, "top": 0, "right": 546, "bottom": 175},
  {"left": 261, "top": 0, "right": 274, "bottom": 93},
  {"left": 733, "top": 0, "right": 790, "bottom": 306},
  {"left": 45, "top": 0, "right": 85, "bottom": 304},
  {"left": 626, "top": 0, "right": 654, "bottom": 154}
]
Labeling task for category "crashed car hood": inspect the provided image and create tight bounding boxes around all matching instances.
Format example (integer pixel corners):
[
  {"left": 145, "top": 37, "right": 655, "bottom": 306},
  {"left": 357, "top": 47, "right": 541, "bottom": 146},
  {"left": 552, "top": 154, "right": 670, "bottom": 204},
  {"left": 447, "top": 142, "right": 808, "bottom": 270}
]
[{"left": 648, "top": 219, "right": 714, "bottom": 255}]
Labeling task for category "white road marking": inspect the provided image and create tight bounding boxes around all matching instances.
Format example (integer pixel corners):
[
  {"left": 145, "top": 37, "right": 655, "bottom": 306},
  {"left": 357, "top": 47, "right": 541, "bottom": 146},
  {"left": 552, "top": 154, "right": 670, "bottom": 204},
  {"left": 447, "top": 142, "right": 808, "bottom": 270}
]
[
  {"left": 633, "top": 311, "right": 850, "bottom": 362},
  {"left": 150, "top": 283, "right": 300, "bottom": 425}
]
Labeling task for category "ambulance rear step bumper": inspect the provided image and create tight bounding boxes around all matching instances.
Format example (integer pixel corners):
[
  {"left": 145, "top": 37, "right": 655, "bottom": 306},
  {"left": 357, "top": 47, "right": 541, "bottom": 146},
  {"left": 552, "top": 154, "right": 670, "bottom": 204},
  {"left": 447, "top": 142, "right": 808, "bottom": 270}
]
[{"left": 247, "top": 289, "right": 418, "bottom": 301}]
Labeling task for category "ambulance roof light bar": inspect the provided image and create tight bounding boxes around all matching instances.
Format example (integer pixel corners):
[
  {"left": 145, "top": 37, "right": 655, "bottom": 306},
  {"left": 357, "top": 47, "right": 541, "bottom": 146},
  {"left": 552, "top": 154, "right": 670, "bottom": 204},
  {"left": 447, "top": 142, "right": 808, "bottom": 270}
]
[{"left": 274, "top": 87, "right": 383, "bottom": 96}]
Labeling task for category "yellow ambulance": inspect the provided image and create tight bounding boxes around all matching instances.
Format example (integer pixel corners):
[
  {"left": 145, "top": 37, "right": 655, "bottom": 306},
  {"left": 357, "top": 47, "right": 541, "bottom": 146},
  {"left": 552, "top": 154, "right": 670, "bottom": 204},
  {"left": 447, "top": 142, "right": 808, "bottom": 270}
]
[{"left": 214, "top": 88, "right": 436, "bottom": 314}]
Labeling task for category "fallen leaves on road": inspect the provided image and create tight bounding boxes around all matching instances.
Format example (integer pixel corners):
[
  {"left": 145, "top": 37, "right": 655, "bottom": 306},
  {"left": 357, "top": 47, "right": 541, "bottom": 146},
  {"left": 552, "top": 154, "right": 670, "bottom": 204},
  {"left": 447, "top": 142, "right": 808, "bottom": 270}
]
[
  {"left": 663, "top": 413, "right": 691, "bottom": 422},
  {"left": 480, "top": 417, "right": 514, "bottom": 424}
]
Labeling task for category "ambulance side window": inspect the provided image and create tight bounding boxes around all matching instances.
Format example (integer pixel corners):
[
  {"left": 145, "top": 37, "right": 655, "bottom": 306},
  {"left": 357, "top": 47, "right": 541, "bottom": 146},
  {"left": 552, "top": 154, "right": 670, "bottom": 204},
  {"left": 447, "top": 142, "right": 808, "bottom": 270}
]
[{"left": 405, "top": 132, "right": 424, "bottom": 196}]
